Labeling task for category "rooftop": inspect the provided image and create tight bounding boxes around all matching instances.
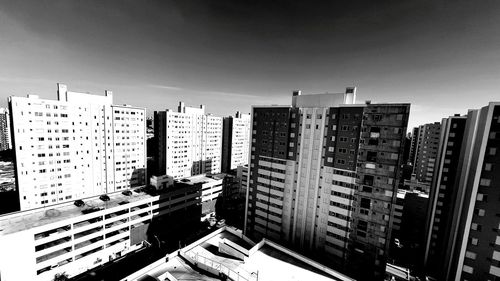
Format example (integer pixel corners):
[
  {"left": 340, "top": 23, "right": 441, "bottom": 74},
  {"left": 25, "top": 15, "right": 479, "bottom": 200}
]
[
  {"left": 179, "top": 173, "right": 224, "bottom": 185},
  {"left": 0, "top": 186, "right": 176, "bottom": 235},
  {"left": 123, "top": 226, "right": 355, "bottom": 281}
]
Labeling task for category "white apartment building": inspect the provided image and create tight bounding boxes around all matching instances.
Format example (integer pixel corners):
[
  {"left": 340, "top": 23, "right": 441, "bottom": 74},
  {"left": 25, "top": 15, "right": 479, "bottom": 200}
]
[
  {"left": 222, "top": 112, "right": 251, "bottom": 172},
  {"left": 8, "top": 84, "right": 146, "bottom": 211},
  {"left": 155, "top": 102, "right": 222, "bottom": 179},
  {"left": 0, "top": 108, "right": 11, "bottom": 151}
]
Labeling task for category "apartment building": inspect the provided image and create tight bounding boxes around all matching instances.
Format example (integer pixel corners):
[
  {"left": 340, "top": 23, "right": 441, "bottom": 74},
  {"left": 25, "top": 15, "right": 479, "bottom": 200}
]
[
  {"left": 413, "top": 122, "right": 441, "bottom": 184},
  {"left": 237, "top": 164, "right": 249, "bottom": 190},
  {"left": 391, "top": 190, "right": 429, "bottom": 269},
  {"left": 423, "top": 114, "right": 467, "bottom": 278},
  {"left": 348, "top": 103, "right": 410, "bottom": 279},
  {"left": 424, "top": 103, "right": 500, "bottom": 281},
  {"left": 0, "top": 183, "right": 202, "bottom": 281},
  {"left": 154, "top": 102, "right": 222, "bottom": 179},
  {"left": 180, "top": 173, "right": 224, "bottom": 219},
  {"left": 0, "top": 108, "right": 11, "bottom": 151},
  {"left": 8, "top": 84, "right": 146, "bottom": 211},
  {"left": 244, "top": 88, "right": 409, "bottom": 279},
  {"left": 408, "top": 127, "right": 419, "bottom": 166},
  {"left": 222, "top": 111, "right": 251, "bottom": 172}
]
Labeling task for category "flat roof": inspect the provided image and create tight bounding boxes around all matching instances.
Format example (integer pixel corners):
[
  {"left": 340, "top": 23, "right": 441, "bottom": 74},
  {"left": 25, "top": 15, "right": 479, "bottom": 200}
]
[
  {"left": 124, "top": 227, "right": 355, "bottom": 281},
  {"left": 0, "top": 188, "right": 157, "bottom": 235},
  {"left": 180, "top": 174, "right": 224, "bottom": 185}
]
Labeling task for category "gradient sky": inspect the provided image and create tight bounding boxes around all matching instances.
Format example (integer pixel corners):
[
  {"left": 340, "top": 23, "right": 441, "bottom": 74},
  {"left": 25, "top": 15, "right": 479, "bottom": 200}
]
[{"left": 1, "top": 0, "right": 500, "bottom": 130}]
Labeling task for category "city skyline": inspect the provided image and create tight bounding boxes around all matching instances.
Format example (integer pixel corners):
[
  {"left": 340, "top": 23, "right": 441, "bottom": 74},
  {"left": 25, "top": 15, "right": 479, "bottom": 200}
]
[{"left": 1, "top": 1, "right": 500, "bottom": 130}]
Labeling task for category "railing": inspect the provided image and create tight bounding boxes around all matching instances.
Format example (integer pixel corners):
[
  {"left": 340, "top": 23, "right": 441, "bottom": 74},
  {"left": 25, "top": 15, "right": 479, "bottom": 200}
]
[{"left": 185, "top": 251, "right": 258, "bottom": 281}]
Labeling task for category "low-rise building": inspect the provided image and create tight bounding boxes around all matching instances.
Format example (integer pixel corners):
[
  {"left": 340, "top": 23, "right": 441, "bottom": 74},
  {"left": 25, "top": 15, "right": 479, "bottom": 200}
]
[
  {"left": 0, "top": 183, "right": 202, "bottom": 281},
  {"left": 179, "top": 173, "right": 224, "bottom": 220},
  {"left": 122, "top": 226, "right": 355, "bottom": 281}
]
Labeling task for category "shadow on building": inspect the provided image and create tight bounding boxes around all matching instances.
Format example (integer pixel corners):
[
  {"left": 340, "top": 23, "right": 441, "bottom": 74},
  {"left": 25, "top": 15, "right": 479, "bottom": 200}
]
[{"left": 215, "top": 174, "right": 246, "bottom": 229}]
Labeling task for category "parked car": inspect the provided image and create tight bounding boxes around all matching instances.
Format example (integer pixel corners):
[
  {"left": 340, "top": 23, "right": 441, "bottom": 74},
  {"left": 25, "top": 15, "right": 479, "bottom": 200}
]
[
  {"left": 216, "top": 219, "right": 226, "bottom": 227},
  {"left": 74, "top": 200, "right": 85, "bottom": 207},
  {"left": 99, "top": 194, "right": 110, "bottom": 201},
  {"left": 122, "top": 190, "right": 132, "bottom": 196}
]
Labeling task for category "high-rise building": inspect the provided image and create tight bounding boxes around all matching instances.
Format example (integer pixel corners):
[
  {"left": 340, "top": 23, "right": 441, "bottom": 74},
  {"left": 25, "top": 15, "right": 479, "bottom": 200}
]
[
  {"left": 423, "top": 114, "right": 467, "bottom": 279},
  {"left": 244, "top": 88, "right": 410, "bottom": 279},
  {"left": 154, "top": 102, "right": 222, "bottom": 179},
  {"left": 424, "top": 103, "right": 500, "bottom": 281},
  {"left": 408, "top": 127, "right": 419, "bottom": 166},
  {"left": 222, "top": 111, "right": 251, "bottom": 173},
  {"left": 413, "top": 122, "right": 441, "bottom": 184},
  {"left": 0, "top": 108, "right": 11, "bottom": 151},
  {"left": 347, "top": 102, "right": 410, "bottom": 279},
  {"left": 8, "top": 84, "right": 146, "bottom": 211}
]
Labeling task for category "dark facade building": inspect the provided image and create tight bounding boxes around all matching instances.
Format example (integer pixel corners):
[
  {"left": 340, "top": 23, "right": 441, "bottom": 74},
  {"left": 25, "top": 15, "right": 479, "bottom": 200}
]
[
  {"left": 391, "top": 190, "right": 429, "bottom": 272},
  {"left": 244, "top": 89, "right": 410, "bottom": 280},
  {"left": 424, "top": 114, "right": 467, "bottom": 279},
  {"left": 409, "top": 127, "right": 419, "bottom": 167},
  {"left": 413, "top": 122, "right": 441, "bottom": 184},
  {"left": 424, "top": 103, "right": 500, "bottom": 281}
]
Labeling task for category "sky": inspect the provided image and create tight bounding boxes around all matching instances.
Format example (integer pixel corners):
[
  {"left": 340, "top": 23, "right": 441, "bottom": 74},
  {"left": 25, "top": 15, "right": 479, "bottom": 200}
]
[{"left": 0, "top": 0, "right": 500, "bottom": 130}]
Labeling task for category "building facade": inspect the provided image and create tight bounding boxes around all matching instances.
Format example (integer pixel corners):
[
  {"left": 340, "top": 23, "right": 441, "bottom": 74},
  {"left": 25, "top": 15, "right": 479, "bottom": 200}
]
[
  {"left": 424, "top": 103, "right": 500, "bottom": 281},
  {"left": 0, "top": 108, "right": 11, "bottom": 151},
  {"left": 222, "top": 111, "right": 251, "bottom": 172},
  {"left": 244, "top": 88, "right": 410, "bottom": 279},
  {"left": 413, "top": 122, "right": 441, "bottom": 184},
  {"left": 408, "top": 127, "right": 419, "bottom": 166},
  {"left": 0, "top": 184, "right": 202, "bottom": 281},
  {"left": 8, "top": 84, "right": 146, "bottom": 211},
  {"left": 154, "top": 102, "right": 222, "bottom": 179},
  {"left": 423, "top": 114, "right": 467, "bottom": 279}
]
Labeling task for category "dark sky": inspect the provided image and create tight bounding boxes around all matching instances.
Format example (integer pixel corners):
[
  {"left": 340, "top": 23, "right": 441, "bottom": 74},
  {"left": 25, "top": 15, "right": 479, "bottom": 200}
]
[{"left": 1, "top": 0, "right": 500, "bottom": 129}]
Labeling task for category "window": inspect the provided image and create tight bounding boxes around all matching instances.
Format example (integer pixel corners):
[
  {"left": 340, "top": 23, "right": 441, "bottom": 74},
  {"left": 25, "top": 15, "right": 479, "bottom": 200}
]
[
  {"left": 367, "top": 151, "right": 377, "bottom": 162},
  {"left": 360, "top": 198, "right": 371, "bottom": 209},
  {"left": 462, "top": 265, "right": 473, "bottom": 274},
  {"left": 485, "top": 163, "right": 492, "bottom": 171},
  {"left": 327, "top": 157, "right": 333, "bottom": 163},
  {"left": 480, "top": 178, "right": 491, "bottom": 186},
  {"left": 490, "top": 147, "right": 497, "bottom": 156}
]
